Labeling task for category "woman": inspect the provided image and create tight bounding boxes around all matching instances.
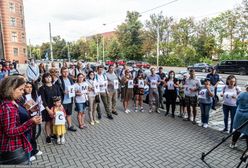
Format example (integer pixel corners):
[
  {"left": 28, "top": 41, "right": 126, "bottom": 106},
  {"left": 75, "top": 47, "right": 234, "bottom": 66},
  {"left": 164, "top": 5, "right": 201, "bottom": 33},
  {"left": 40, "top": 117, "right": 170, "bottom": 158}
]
[
  {"left": 230, "top": 83, "right": 248, "bottom": 148},
  {"left": 198, "top": 78, "right": 214, "bottom": 128},
  {"left": 39, "top": 63, "right": 46, "bottom": 77},
  {"left": 74, "top": 73, "right": 88, "bottom": 129},
  {"left": 133, "top": 71, "right": 145, "bottom": 112},
  {"left": 0, "top": 64, "right": 7, "bottom": 80},
  {"left": 49, "top": 68, "right": 60, "bottom": 84},
  {"left": 121, "top": 69, "right": 133, "bottom": 113},
  {"left": 39, "top": 73, "right": 62, "bottom": 144},
  {"left": 87, "top": 71, "right": 100, "bottom": 125},
  {"left": 164, "top": 71, "right": 179, "bottom": 118},
  {"left": 0, "top": 76, "right": 42, "bottom": 165},
  {"left": 23, "top": 82, "right": 42, "bottom": 161},
  {"left": 221, "top": 75, "right": 241, "bottom": 133}
]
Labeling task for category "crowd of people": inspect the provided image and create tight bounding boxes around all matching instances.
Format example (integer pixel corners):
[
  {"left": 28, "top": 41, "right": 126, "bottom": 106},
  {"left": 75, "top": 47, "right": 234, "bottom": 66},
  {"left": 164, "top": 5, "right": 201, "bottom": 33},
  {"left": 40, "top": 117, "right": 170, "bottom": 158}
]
[{"left": 0, "top": 59, "right": 248, "bottom": 165}]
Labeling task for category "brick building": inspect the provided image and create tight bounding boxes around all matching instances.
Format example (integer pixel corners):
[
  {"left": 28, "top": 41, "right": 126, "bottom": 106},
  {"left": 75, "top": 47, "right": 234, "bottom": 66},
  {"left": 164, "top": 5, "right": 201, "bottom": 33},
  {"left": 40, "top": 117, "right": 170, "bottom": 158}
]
[{"left": 0, "top": 0, "right": 27, "bottom": 63}]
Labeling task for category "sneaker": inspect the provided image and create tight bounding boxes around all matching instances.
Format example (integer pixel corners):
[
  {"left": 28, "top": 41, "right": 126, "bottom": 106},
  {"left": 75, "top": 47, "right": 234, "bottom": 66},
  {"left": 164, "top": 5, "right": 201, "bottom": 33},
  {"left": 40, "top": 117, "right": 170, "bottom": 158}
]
[
  {"left": 192, "top": 120, "right": 197, "bottom": 125},
  {"left": 61, "top": 136, "right": 65, "bottom": 144},
  {"left": 57, "top": 137, "right": 61, "bottom": 145},
  {"left": 125, "top": 110, "right": 129, "bottom": 113},
  {"left": 46, "top": 136, "right": 51, "bottom": 144},
  {"left": 229, "top": 143, "right": 238, "bottom": 149},
  {"left": 203, "top": 124, "right": 208, "bottom": 128},
  {"left": 198, "top": 123, "right": 203, "bottom": 127},
  {"left": 107, "top": 114, "right": 114, "bottom": 120},
  {"left": 183, "top": 118, "right": 190, "bottom": 121},
  {"left": 35, "top": 150, "right": 43, "bottom": 156},
  {"left": 29, "top": 156, "right": 36, "bottom": 162},
  {"left": 221, "top": 128, "right": 228, "bottom": 133},
  {"left": 127, "top": 109, "right": 131, "bottom": 113},
  {"left": 149, "top": 109, "right": 153, "bottom": 113},
  {"left": 140, "top": 107, "right": 144, "bottom": 112},
  {"left": 156, "top": 109, "right": 160, "bottom": 114},
  {"left": 95, "top": 120, "right": 100, "bottom": 124},
  {"left": 90, "top": 121, "right": 95, "bottom": 125},
  {"left": 68, "top": 126, "right": 77, "bottom": 132}
]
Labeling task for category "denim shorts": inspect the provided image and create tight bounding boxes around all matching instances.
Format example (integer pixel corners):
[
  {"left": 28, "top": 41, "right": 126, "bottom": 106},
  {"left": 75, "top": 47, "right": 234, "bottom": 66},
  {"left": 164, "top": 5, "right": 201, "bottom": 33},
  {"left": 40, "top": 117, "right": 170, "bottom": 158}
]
[{"left": 75, "top": 103, "right": 87, "bottom": 112}]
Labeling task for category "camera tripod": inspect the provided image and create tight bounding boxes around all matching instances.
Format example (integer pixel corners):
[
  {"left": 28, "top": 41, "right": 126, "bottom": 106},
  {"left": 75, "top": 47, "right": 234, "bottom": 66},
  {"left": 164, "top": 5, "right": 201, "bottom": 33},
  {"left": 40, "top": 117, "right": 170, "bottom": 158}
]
[{"left": 201, "top": 119, "right": 248, "bottom": 168}]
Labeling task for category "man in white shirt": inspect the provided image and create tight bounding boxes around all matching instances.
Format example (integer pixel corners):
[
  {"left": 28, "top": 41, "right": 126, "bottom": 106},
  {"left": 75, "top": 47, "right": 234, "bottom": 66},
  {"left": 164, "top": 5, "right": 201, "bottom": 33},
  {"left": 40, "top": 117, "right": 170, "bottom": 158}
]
[{"left": 26, "top": 59, "right": 40, "bottom": 90}]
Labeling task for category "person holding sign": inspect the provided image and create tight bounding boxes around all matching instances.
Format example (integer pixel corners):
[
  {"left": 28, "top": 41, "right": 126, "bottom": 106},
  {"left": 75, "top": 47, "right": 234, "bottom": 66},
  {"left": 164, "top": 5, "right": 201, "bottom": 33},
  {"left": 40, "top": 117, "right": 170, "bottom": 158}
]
[
  {"left": 156, "top": 67, "right": 166, "bottom": 109},
  {"left": 146, "top": 68, "right": 161, "bottom": 113},
  {"left": 220, "top": 75, "right": 241, "bottom": 133},
  {"left": 87, "top": 71, "right": 100, "bottom": 125},
  {"left": 133, "top": 71, "right": 145, "bottom": 112},
  {"left": 164, "top": 71, "right": 179, "bottom": 118},
  {"left": 121, "top": 69, "right": 133, "bottom": 113},
  {"left": 106, "top": 65, "right": 119, "bottom": 115},
  {"left": 51, "top": 97, "right": 66, "bottom": 145},
  {"left": 95, "top": 65, "right": 113, "bottom": 120},
  {"left": 58, "top": 67, "right": 77, "bottom": 132},
  {"left": 74, "top": 73, "right": 88, "bottom": 129},
  {"left": 198, "top": 78, "right": 214, "bottom": 128},
  {"left": 183, "top": 70, "right": 200, "bottom": 125}
]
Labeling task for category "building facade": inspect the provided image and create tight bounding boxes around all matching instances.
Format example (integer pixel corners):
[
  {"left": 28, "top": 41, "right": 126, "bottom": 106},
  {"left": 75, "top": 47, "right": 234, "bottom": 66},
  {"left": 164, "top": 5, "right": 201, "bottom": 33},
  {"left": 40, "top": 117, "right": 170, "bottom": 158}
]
[{"left": 0, "top": 0, "right": 27, "bottom": 63}]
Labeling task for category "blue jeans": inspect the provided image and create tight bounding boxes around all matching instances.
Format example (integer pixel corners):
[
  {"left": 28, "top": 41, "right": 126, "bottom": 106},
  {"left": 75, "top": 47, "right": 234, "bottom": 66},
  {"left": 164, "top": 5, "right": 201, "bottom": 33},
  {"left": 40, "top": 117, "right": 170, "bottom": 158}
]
[
  {"left": 223, "top": 104, "right": 237, "bottom": 133},
  {"left": 200, "top": 103, "right": 211, "bottom": 124}
]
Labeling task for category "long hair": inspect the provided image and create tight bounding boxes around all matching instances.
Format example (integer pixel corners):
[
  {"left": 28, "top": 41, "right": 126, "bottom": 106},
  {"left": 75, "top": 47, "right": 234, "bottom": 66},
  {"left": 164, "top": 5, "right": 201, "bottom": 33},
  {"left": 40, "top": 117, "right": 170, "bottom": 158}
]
[
  {"left": 0, "top": 76, "right": 26, "bottom": 101},
  {"left": 87, "top": 71, "right": 95, "bottom": 80},
  {"left": 24, "top": 81, "right": 38, "bottom": 101},
  {"left": 226, "top": 75, "right": 237, "bottom": 86},
  {"left": 76, "top": 73, "right": 85, "bottom": 83}
]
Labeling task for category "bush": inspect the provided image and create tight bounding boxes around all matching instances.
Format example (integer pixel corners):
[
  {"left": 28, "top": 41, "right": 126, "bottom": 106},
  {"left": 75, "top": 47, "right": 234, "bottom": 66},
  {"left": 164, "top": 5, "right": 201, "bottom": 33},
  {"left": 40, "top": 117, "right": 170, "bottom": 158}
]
[{"left": 199, "top": 57, "right": 213, "bottom": 65}]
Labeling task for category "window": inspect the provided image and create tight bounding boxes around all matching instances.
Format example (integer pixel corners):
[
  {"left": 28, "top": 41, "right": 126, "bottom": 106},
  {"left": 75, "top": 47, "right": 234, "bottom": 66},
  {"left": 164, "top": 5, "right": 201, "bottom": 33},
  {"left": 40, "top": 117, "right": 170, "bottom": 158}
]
[
  {"left": 9, "top": 2, "right": 15, "bottom": 12},
  {"left": 11, "top": 32, "right": 18, "bottom": 42},
  {"left": 23, "top": 48, "right": 26, "bottom": 54},
  {"left": 20, "top": 5, "right": 23, "bottom": 14},
  {"left": 21, "top": 33, "right": 25, "bottom": 42},
  {"left": 13, "top": 48, "right": 18, "bottom": 56},
  {"left": 10, "top": 17, "right": 16, "bottom": 26},
  {"left": 21, "top": 19, "right": 24, "bottom": 28}
]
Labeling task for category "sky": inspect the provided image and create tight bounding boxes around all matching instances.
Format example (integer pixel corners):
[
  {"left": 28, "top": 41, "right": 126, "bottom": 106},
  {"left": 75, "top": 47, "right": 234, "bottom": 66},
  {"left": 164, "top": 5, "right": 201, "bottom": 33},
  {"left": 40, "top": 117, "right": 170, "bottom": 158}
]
[{"left": 23, "top": 0, "right": 243, "bottom": 45}]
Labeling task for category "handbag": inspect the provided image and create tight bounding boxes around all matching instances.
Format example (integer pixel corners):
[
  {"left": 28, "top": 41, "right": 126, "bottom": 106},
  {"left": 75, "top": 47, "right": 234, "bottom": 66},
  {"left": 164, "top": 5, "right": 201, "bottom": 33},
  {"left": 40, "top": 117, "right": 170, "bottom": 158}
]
[
  {"left": 95, "top": 95, "right": 100, "bottom": 103},
  {"left": 0, "top": 148, "right": 28, "bottom": 165}
]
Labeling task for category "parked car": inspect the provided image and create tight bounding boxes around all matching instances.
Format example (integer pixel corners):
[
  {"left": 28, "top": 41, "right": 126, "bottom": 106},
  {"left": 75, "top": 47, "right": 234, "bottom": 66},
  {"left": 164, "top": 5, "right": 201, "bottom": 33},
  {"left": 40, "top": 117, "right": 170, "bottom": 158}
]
[
  {"left": 187, "top": 63, "right": 212, "bottom": 73},
  {"left": 105, "top": 60, "right": 115, "bottom": 66},
  {"left": 126, "top": 60, "right": 137, "bottom": 67},
  {"left": 136, "top": 61, "right": 151, "bottom": 69},
  {"left": 215, "top": 60, "right": 248, "bottom": 75}
]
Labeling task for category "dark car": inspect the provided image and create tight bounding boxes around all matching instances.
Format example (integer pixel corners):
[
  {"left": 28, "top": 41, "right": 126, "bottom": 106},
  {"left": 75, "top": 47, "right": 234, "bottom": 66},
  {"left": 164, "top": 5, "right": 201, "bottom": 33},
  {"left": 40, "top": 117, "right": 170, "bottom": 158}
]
[
  {"left": 215, "top": 60, "right": 248, "bottom": 75},
  {"left": 187, "top": 63, "right": 212, "bottom": 72}
]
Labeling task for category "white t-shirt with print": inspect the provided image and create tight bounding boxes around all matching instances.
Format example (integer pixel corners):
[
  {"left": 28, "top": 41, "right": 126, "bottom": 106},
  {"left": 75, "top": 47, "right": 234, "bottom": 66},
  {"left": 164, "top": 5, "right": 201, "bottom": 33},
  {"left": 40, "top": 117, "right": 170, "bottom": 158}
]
[
  {"left": 74, "top": 82, "right": 88, "bottom": 103},
  {"left": 223, "top": 85, "right": 241, "bottom": 107}
]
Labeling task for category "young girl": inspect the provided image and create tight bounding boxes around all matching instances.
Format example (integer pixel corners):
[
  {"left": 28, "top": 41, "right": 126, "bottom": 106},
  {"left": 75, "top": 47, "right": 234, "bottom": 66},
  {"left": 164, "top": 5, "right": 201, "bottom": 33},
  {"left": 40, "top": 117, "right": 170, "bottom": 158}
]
[
  {"left": 87, "top": 71, "right": 100, "bottom": 125},
  {"left": 51, "top": 96, "right": 66, "bottom": 145},
  {"left": 198, "top": 78, "right": 214, "bottom": 128},
  {"left": 121, "top": 69, "right": 133, "bottom": 113},
  {"left": 74, "top": 73, "right": 88, "bottom": 129},
  {"left": 133, "top": 71, "right": 145, "bottom": 112}
]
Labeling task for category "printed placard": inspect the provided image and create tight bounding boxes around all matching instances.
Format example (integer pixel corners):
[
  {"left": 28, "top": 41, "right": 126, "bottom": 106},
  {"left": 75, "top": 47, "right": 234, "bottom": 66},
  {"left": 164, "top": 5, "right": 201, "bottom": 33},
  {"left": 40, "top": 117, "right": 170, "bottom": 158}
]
[
  {"left": 184, "top": 85, "right": 190, "bottom": 95},
  {"left": 150, "top": 80, "right": 157, "bottom": 89},
  {"left": 54, "top": 111, "right": 66, "bottom": 125},
  {"left": 128, "top": 80, "right": 134, "bottom": 88},
  {"left": 223, "top": 91, "right": 234, "bottom": 104},
  {"left": 94, "top": 82, "right": 100, "bottom": 93},
  {"left": 81, "top": 84, "right": 88, "bottom": 94},
  {"left": 167, "top": 81, "right": 174, "bottom": 90},
  {"left": 99, "top": 81, "right": 108, "bottom": 93},
  {"left": 138, "top": 80, "right": 145, "bottom": 88},
  {"left": 68, "top": 85, "right": 75, "bottom": 98},
  {"left": 114, "top": 80, "right": 119, "bottom": 90},
  {"left": 198, "top": 89, "right": 207, "bottom": 99}
]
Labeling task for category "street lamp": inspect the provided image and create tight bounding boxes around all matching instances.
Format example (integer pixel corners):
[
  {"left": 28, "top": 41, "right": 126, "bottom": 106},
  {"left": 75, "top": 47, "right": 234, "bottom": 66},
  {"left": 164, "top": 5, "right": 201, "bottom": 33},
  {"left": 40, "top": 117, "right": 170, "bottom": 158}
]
[
  {"left": 156, "top": 25, "right": 160, "bottom": 68},
  {"left": 102, "top": 23, "right": 106, "bottom": 64}
]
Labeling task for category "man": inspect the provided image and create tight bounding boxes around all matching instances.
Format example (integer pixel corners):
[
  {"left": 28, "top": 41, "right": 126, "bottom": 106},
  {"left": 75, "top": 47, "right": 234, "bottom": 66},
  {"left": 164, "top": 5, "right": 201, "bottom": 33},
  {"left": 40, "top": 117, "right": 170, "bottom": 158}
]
[
  {"left": 72, "top": 61, "right": 84, "bottom": 81},
  {"left": 106, "top": 65, "right": 119, "bottom": 115},
  {"left": 146, "top": 68, "right": 161, "bottom": 113},
  {"left": 96, "top": 65, "right": 113, "bottom": 120},
  {"left": 83, "top": 63, "right": 93, "bottom": 75},
  {"left": 58, "top": 67, "right": 77, "bottom": 131},
  {"left": 206, "top": 67, "right": 220, "bottom": 110},
  {"left": 26, "top": 59, "right": 40, "bottom": 90},
  {"left": 156, "top": 67, "right": 166, "bottom": 109},
  {"left": 183, "top": 69, "right": 200, "bottom": 124}
]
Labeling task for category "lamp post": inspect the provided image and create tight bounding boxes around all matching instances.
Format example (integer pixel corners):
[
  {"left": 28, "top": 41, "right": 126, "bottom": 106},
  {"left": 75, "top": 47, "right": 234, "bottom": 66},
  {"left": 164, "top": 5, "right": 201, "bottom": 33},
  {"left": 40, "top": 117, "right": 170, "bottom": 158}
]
[
  {"left": 102, "top": 23, "right": 106, "bottom": 64},
  {"left": 156, "top": 25, "right": 160, "bottom": 68}
]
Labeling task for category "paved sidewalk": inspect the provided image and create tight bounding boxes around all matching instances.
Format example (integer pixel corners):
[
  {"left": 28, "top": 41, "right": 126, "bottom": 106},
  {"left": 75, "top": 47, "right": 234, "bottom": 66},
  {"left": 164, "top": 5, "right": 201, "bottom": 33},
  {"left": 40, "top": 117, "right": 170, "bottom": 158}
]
[{"left": 30, "top": 101, "right": 247, "bottom": 168}]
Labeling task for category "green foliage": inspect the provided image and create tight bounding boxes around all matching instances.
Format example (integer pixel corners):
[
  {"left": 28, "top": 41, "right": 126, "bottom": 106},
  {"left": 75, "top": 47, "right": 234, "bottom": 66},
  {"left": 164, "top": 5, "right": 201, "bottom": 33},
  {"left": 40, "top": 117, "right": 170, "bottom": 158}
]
[{"left": 199, "top": 57, "right": 213, "bottom": 65}]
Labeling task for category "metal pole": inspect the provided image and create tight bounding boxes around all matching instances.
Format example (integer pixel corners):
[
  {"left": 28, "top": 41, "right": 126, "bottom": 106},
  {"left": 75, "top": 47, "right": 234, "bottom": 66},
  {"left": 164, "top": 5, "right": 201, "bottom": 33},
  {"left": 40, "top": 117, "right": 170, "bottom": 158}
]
[
  {"left": 102, "top": 23, "right": 106, "bottom": 64},
  {"left": 49, "top": 22, "right": 53, "bottom": 61},
  {"left": 29, "top": 39, "right": 32, "bottom": 58},
  {"left": 67, "top": 42, "right": 70, "bottom": 62},
  {"left": 156, "top": 25, "right": 160, "bottom": 68},
  {"left": 97, "top": 37, "right": 99, "bottom": 62}
]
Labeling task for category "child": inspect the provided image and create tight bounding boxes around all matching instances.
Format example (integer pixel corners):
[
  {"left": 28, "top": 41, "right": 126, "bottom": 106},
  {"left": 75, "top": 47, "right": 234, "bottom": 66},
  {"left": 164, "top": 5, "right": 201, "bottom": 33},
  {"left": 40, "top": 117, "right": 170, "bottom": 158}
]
[
  {"left": 178, "top": 75, "right": 187, "bottom": 118},
  {"left": 74, "top": 73, "right": 88, "bottom": 129},
  {"left": 198, "top": 78, "right": 214, "bottom": 128},
  {"left": 51, "top": 96, "right": 66, "bottom": 145},
  {"left": 133, "top": 71, "right": 145, "bottom": 112}
]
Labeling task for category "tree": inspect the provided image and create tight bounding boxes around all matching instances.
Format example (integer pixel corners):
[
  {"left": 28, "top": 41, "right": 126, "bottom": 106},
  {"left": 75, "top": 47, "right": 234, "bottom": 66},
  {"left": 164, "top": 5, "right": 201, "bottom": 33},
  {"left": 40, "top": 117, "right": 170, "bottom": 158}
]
[{"left": 116, "top": 11, "right": 144, "bottom": 60}]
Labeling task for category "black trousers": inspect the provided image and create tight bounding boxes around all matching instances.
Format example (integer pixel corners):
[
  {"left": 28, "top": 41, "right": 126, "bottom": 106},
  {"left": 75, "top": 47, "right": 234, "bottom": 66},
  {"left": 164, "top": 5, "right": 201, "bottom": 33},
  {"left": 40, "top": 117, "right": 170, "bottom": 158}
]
[
  {"left": 30, "top": 126, "right": 38, "bottom": 156},
  {"left": 165, "top": 91, "right": 177, "bottom": 115}
]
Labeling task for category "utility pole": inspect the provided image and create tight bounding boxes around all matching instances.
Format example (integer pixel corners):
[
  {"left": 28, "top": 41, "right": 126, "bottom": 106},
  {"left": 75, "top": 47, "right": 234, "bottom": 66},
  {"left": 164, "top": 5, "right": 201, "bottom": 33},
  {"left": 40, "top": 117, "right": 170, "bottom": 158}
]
[
  {"left": 29, "top": 39, "right": 32, "bottom": 58},
  {"left": 67, "top": 42, "right": 70, "bottom": 62},
  {"left": 156, "top": 25, "right": 160, "bottom": 68},
  {"left": 97, "top": 37, "right": 99, "bottom": 62},
  {"left": 49, "top": 22, "right": 54, "bottom": 61},
  {"left": 102, "top": 23, "right": 106, "bottom": 64}
]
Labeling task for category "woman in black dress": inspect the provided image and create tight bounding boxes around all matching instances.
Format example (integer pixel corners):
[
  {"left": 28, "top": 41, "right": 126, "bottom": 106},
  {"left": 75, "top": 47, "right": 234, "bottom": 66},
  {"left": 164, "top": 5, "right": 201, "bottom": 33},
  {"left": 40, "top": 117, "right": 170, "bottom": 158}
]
[{"left": 39, "top": 73, "right": 62, "bottom": 144}]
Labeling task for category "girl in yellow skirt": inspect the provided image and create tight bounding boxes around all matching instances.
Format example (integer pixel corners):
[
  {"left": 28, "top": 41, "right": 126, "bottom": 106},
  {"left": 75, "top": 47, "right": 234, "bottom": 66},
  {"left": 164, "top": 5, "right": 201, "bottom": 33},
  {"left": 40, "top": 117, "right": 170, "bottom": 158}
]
[{"left": 51, "top": 96, "right": 66, "bottom": 145}]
